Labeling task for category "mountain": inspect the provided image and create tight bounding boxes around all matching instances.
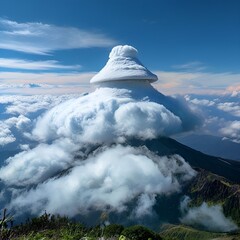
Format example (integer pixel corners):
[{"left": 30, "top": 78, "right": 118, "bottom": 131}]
[
  {"left": 1, "top": 45, "right": 239, "bottom": 236},
  {"left": 188, "top": 169, "right": 240, "bottom": 226},
  {"left": 7, "top": 137, "right": 240, "bottom": 239},
  {"left": 76, "top": 137, "right": 240, "bottom": 231},
  {"left": 126, "top": 137, "right": 240, "bottom": 183},
  {"left": 175, "top": 134, "right": 240, "bottom": 161}
]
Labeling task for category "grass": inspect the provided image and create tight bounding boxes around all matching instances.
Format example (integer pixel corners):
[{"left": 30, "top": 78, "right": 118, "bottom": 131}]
[
  {"left": 1, "top": 210, "right": 240, "bottom": 240},
  {"left": 160, "top": 224, "right": 240, "bottom": 240}
]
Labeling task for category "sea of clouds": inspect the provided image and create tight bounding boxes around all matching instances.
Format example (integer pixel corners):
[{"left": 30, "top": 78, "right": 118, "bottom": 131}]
[
  {"left": 185, "top": 92, "right": 240, "bottom": 144},
  {"left": 0, "top": 82, "right": 239, "bottom": 231}
]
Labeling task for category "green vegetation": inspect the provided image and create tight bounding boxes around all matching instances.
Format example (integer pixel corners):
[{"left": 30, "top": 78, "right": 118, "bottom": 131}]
[
  {"left": 188, "top": 169, "right": 240, "bottom": 226},
  {"left": 0, "top": 208, "right": 14, "bottom": 240},
  {"left": 121, "top": 225, "right": 162, "bottom": 240},
  {"left": 1, "top": 210, "right": 240, "bottom": 240},
  {"left": 160, "top": 224, "right": 240, "bottom": 240},
  {"left": 2, "top": 211, "right": 162, "bottom": 240}
]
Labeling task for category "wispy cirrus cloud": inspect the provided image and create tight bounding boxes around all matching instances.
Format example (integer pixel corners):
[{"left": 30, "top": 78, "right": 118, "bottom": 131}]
[
  {"left": 172, "top": 61, "right": 206, "bottom": 72},
  {"left": 0, "top": 18, "right": 117, "bottom": 55},
  {"left": 0, "top": 58, "right": 81, "bottom": 70}
]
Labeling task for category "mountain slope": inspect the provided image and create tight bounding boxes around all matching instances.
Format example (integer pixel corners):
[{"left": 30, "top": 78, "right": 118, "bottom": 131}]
[
  {"left": 127, "top": 137, "right": 240, "bottom": 183},
  {"left": 160, "top": 224, "right": 240, "bottom": 240},
  {"left": 188, "top": 169, "right": 240, "bottom": 226}
]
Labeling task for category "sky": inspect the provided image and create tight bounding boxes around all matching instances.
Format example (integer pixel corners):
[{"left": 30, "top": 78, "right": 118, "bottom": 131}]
[{"left": 0, "top": 0, "right": 239, "bottom": 94}]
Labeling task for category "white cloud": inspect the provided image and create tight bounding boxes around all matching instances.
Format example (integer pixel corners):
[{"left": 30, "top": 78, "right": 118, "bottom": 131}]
[
  {"left": 0, "top": 115, "right": 30, "bottom": 146},
  {"left": 0, "top": 82, "right": 198, "bottom": 220},
  {"left": 7, "top": 145, "right": 196, "bottom": 217},
  {"left": 0, "top": 94, "right": 79, "bottom": 115},
  {"left": 0, "top": 58, "right": 81, "bottom": 70},
  {"left": 180, "top": 196, "right": 238, "bottom": 232},
  {"left": 0, "top": 95, "right": 80, "bottom": 148},
  {"left": 0, "top": 18, "right": 117, "bottom": 54},
  {"left": 189, "top": 98, "right": 215, "bottom": 107},
  {"left": 220, "top": 121, "right": 240, "bottom": 143},
  {"left": 6, "top": 115, "right": 31, "bottom": 130},
  {"left": 132, "top": 193, "right": 156, "bottom": 218},
  {"left": 0, "top": 138, "right": 78, "bottom": 186},
  {"left": 217, "top": 102, "right": 240, "bottom": 117},
  {"left": 172, "top": 61, "right": 206, "bottom": 72},
  {"left": 0, "top": 121, "right": 16, "bottom": 146},
  {"left": 183, "top": 94, "right": 240, "bottom": 143},
  {"left": 32, "top": 84, "right": 198, "bottom": 143}
]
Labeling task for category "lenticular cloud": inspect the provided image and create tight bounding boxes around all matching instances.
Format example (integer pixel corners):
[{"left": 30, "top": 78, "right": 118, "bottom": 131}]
[
  {"left": 90, "top": 45, "right": 158, "bottom": 83},
  {"left": 0, "top": 45, "right": 200, "bottom": 225}
]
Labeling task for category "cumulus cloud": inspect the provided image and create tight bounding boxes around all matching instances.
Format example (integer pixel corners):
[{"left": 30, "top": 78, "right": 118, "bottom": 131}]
[
  {"left": 220, "top": 121, "right": 240, "bottom": 143},
  {"left": 7, "top": 145, "right": 196, "bottom": 217},
  {"left": 183, "top": 94, "right": 240, "bottom": 143},
  {"left": 0, "top": 94, "right": 78, "bottom": 115},
  {"left": 6, "top": 115, "right": 31, "bottom": 130},
  {"left": 180, "top": 196, "right": 238, "bottom": 232},
  {"left": 217, "top": 102, "right": 240, "bottom": 117},
  {"left": 0, "top": 115, "right": 30, "bottom": 146},
  {"left": 0, "top": 45, "right": 201, "bottom": 224},
  {"left": 32, "top": 84, "right": 199, "bottom": 143},
  {"left": 0, "top": 18, "right": 117, "bottom": 54},
  {"left": 0, "top": 76, "right": 200, "bottom": 223},
  {"left": 0, "top": 121, "right": 16, "bottom": 146},
  {"left": 0, "top": 138, "right": 78, "bottom": 186},
  {"left": 0, "top": 95, "right": 79, "bottom": 149},
  {"left": 189, "top": 98, "right": 215, "bottom": 107}
]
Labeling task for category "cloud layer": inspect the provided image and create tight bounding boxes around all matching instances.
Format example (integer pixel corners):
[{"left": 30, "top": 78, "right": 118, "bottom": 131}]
[
  {"left": 180, "top": 196, "right": 238, "bottom": 232},
  {"left": 0, "top": 80, "right": 200, "bottom": 225},
  {"left": 0, "top": 94, "right": 79, "bottom": 148},
  {"left": 32, "top": 83, "right": 199, "bottom": 143},
  {"left": 8, "top": 145, "right": 196, "bottom": 218},
  {"left": 184, "top": 93, "right": 240, "bottom": 144}
]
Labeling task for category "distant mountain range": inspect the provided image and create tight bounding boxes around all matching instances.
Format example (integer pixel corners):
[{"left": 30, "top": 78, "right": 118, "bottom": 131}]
[{"left": 175, "top": 134, "right": 240, "bottom": 161}]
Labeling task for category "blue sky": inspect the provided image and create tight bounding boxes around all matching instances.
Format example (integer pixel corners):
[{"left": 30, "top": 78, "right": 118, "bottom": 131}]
[{"left": 0, "top": 0, "right": 239, "bottom": 94}]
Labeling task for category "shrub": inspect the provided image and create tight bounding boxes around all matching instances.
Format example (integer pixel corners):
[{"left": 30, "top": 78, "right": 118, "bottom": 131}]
[
  {"left": 104, "top": 224, "right": 124, "bottom": 238},
  {"left": 121, "top": 225, "right": 162, "bottom": 240},
  {"left": 0, "top": 209, "right": 14, "bottom": 240}
]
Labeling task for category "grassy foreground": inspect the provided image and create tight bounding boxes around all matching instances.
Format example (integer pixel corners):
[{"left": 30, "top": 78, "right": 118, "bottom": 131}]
[{"left": 1, "top": 211, "right": 240, "bottom": 240}]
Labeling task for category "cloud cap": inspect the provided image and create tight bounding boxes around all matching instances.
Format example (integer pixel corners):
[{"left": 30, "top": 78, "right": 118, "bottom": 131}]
[{"left": 90, "top": 45, "right": 158, "bottom": 84}]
